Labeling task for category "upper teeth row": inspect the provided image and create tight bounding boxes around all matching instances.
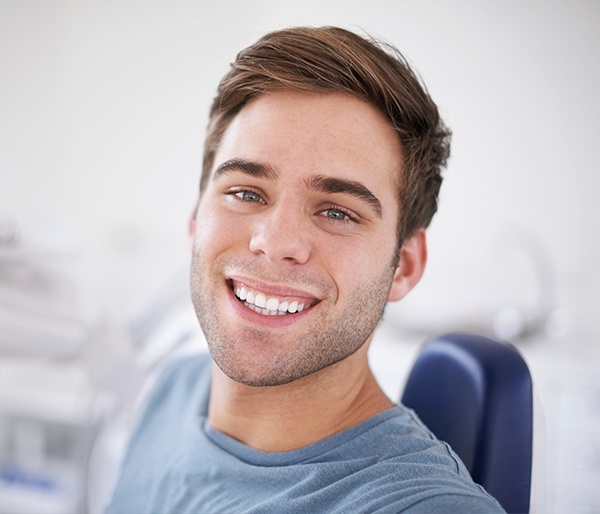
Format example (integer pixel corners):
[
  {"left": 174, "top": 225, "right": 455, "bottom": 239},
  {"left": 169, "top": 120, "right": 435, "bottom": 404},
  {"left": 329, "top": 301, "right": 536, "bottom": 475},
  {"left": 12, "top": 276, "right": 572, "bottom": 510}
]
[{"left": 234, "top": 286, "right": 305, "bottom": 314}]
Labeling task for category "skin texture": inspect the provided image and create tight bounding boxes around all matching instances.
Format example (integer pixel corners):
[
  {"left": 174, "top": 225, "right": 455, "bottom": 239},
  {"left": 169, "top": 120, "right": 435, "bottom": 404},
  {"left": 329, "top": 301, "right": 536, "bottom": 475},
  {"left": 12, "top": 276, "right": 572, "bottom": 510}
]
[{"left": 189, "top": 91, "right": 427, "bottom": 452}]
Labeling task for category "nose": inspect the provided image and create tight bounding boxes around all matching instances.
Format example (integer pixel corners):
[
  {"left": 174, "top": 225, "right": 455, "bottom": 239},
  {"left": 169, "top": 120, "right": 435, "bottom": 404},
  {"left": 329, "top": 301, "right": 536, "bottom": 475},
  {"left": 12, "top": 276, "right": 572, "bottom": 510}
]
[{"left": 248, "top": 207, "right": 312, "bottom": 264}]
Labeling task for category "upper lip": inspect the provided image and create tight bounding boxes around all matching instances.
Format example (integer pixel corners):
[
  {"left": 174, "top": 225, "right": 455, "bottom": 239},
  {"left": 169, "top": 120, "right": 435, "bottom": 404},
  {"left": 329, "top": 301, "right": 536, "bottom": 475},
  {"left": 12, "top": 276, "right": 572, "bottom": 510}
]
[{"left": 226, "top": 274, "right": 322, "bottom": 302}]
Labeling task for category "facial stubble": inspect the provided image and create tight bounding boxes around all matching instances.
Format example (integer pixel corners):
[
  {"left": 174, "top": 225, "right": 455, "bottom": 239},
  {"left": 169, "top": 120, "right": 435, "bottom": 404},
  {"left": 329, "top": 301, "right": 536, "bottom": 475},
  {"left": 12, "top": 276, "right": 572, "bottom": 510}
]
[{"left": 190, "top": 249, "right": 398, "bottom": 387}]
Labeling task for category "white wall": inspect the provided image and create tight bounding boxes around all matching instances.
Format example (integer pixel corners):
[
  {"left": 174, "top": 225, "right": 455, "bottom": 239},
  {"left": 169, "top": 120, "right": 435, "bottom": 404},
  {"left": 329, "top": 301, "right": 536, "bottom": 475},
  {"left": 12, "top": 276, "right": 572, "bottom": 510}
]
[{"left": 1, "top": 0, "right": 599, "bottom": 345}]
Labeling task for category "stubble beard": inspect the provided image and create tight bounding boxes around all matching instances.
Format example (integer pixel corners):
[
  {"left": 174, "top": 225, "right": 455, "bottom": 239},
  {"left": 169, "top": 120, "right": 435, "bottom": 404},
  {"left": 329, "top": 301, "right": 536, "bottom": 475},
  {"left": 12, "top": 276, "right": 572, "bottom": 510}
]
[{"left": 190, "top": 250, "right": 397, "bottom": 387}]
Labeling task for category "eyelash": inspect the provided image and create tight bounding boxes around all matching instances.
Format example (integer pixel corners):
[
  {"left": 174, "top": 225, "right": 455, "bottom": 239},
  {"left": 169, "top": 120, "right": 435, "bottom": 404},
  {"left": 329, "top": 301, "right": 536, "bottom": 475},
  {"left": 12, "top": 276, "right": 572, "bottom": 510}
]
[
  {"left": 320, "top": 205, "right": 357, "bottom": 224},
  {"left": 225, "top": 189, "right": 359, "bottom": 225}
]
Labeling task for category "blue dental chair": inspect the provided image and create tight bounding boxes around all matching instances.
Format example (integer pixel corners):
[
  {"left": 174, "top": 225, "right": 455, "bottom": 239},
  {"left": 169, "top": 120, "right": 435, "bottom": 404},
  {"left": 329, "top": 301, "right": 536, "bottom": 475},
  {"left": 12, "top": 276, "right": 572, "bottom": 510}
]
[{"left": 401, "top": 332, "right": 534, "bottom": 514}]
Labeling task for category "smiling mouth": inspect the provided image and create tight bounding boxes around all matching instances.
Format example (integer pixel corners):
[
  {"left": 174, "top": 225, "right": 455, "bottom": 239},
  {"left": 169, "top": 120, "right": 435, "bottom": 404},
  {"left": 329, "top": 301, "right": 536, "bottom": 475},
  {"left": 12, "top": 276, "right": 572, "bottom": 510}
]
[{"left": 228, "top": 279, "right": 319, "bottom": 317}]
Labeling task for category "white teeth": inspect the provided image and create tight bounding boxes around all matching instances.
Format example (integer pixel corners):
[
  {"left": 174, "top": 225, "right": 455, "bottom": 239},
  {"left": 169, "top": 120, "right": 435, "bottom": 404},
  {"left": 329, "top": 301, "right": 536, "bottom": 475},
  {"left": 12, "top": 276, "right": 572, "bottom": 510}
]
[
  {"left": 233, "top": 284, "right": 311, "bottom": 316},
  {"left": 255, "top": 293, "right": 267, "bottom": 308},
  {"left": 266, "top": 298, "right": 279, "bottom": 311}
]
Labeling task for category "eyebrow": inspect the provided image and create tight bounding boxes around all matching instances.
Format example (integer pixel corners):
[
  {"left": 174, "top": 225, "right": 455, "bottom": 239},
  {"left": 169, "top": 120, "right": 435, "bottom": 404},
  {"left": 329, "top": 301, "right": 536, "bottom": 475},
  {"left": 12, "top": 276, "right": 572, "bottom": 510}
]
[
  {"left": 213, "top": 160, "right": 383, "bottom": 217},
  {"left": 307, "top": 175, "right": 383, "bottom": 217},
  {"left": 213, "top": 159, "right": 278, "bottom": 182}
]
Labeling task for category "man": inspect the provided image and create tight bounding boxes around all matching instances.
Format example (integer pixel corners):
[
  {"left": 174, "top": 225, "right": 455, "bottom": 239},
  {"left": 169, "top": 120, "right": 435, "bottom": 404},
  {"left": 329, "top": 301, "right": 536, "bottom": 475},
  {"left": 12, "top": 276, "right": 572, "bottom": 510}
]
[{"left": 106, "top": 26, "right": 505, "bottom": 513}]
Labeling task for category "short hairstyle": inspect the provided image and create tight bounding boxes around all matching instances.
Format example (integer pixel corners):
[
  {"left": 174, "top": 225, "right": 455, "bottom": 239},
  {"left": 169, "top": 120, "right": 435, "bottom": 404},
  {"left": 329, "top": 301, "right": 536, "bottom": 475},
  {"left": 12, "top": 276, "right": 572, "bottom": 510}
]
[{"left": 201, "top": 26, "right": 451, "bottom": 244}]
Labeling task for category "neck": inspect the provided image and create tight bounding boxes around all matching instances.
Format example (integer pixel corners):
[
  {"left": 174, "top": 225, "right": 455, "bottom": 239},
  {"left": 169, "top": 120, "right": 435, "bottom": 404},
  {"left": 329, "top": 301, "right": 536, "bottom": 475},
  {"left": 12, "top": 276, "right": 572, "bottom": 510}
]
[{"left": 207, "top": 343, "right": 393, "bottom": 453}]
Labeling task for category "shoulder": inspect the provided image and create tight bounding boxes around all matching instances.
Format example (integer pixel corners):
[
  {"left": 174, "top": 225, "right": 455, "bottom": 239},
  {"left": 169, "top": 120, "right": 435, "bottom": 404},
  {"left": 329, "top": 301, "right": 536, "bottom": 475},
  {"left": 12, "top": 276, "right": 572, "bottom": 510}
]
[
  {"left": 156, "top": 350, "right": 213, "bottom": 387},
  {"left": 337, "top": 405, "right": 463, "bottom": 471},
  {"left": 324, "top": 406, "right": 506, "bottom": 513},
  {"left": 398, "top": 493, "right": 506, "bottom": 513},
  {"left": 140, "top": 351, "right": 212, "bottom": 420},
  {"left": 105, "top": 352, "right": 213, "bottom": 514},
  {"left": 119, "top": 351, "right": 212, "bottom": 452}
]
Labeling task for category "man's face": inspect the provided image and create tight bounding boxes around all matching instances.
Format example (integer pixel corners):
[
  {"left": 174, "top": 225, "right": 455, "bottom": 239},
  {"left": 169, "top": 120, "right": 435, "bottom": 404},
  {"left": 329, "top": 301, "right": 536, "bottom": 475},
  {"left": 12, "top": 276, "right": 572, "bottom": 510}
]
[{"left": 190, "top": 91, "right": 405, "bottom": 386}]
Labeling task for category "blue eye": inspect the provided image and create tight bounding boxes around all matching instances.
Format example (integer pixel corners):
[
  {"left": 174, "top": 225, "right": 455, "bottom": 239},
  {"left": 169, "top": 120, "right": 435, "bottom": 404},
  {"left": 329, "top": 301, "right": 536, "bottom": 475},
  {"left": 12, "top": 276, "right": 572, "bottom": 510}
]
[
  {"left": 325, "top": 209, "right": 349, "bottom": 221},
  {"left": 238, "top": 191, "right": 262, "bottom": 202},
  {"left": 320, "top": 206, "right": 357, "bottom": 224},
  {"left": 227, "top": 189, "right": 265, "bottom": 204}
]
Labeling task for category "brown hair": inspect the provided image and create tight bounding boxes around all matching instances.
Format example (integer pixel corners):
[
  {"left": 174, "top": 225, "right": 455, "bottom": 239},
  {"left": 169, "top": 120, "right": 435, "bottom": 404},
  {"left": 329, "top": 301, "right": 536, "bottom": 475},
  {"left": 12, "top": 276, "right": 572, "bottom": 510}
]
[{"left": 201, "top": 26, "right": 451, "bottom": 244}]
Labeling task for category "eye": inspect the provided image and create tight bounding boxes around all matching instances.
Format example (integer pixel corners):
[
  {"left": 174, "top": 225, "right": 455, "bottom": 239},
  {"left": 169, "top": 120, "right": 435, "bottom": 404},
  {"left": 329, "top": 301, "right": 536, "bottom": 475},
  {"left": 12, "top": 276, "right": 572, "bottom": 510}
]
[
  {"left": 320, "top": 206, "right": 357, "bottom": 224},
  {"left": 226, "top": 189, "right": 266, "bottom": 204},
  {"left": 325, "top": 209, "right": 349, "bottom": 221}
]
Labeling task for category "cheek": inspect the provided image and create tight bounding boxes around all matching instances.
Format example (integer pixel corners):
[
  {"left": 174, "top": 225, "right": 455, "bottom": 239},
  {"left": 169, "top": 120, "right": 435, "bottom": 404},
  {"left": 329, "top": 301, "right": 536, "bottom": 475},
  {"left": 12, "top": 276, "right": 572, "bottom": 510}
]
[
  {"left": 323, "top": 234, "right": 394, "bottom": 271},
  {"left": 317, "top": 235, "right": 378, "bottom": 281},
  {"left": 194, "top": 203, "right": 249, "bottom": 256}
]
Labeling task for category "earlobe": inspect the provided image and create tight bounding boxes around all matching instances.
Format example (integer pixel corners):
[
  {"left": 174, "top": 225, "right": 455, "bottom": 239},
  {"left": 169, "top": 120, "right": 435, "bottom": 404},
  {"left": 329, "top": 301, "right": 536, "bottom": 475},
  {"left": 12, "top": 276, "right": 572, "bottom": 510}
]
[{"left": 387, "top": 229, "right": 427, "bottom": 302}]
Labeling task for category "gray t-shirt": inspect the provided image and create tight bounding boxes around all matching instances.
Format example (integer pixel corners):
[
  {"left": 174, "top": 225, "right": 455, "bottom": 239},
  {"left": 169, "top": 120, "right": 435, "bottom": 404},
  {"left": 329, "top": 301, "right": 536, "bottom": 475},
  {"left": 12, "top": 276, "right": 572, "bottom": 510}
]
[{"left": 106, "top": 353, "right": 505, "bottom": 513}]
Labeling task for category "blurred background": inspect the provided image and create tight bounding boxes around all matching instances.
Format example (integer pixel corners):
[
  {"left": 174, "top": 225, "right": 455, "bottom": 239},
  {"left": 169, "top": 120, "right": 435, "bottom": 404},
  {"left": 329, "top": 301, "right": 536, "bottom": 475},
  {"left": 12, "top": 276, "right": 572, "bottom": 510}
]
[{"left": 0, "top": 1, "right": 598, "bottom": 512}]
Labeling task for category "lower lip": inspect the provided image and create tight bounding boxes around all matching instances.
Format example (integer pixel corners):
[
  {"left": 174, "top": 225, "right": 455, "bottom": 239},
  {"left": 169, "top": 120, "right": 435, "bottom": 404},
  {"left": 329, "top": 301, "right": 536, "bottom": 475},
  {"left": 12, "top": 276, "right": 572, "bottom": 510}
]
[{"left": 226, "top": 285, "right": 313, "bottom": 328}]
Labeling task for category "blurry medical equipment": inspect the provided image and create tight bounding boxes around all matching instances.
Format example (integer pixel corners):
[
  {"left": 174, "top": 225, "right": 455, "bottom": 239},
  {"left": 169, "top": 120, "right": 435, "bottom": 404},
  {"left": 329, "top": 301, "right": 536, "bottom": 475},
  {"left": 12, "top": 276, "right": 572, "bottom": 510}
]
[
  {"left": 387, "top": 225, "right": 566, "bottom": 344},
  {"left": 0, "top": 214, "right": 92, "bottom": 359},
  {"left": 126, "top": 265, "right": 205, "bottom": 371},
  {"left": 0, "top": 216, "right": 205, "bottom": 514},
  {"left": 402, "top": 332, "right": 539, "bottom": 513},
  {"left": 0, "top": 213, "right": 123, "bottom": 514}
]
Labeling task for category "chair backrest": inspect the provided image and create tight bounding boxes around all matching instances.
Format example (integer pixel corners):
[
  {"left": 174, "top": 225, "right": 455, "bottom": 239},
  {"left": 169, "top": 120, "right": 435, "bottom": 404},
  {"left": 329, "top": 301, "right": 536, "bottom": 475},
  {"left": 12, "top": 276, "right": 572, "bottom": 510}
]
[{"left": 401, "top": 332, "right": 533, "bottom": 514}]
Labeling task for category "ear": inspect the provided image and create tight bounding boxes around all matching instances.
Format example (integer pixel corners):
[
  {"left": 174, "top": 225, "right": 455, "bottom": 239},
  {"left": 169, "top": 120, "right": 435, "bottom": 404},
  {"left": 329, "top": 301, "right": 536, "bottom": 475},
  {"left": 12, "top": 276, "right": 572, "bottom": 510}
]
[
  {"left": 387, "top": 228, "right": 427, "bottom": 302},
  {"left": 188, "top": 199, "right": 199, "bottom": 248}
]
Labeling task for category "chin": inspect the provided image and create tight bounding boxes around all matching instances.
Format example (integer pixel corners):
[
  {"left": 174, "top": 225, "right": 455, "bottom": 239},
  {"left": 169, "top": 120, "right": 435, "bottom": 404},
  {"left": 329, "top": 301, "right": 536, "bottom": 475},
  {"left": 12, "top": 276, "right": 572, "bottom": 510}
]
[{"left": 210, "top": 339, "right": 353, "bottom": 388}]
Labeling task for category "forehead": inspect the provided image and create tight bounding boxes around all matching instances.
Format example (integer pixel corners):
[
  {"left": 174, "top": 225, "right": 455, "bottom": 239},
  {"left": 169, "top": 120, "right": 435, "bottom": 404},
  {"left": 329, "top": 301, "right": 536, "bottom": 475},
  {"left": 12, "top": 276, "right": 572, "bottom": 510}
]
[{"left": 211, "top": 91, "right": 403, "bottom": 202}]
